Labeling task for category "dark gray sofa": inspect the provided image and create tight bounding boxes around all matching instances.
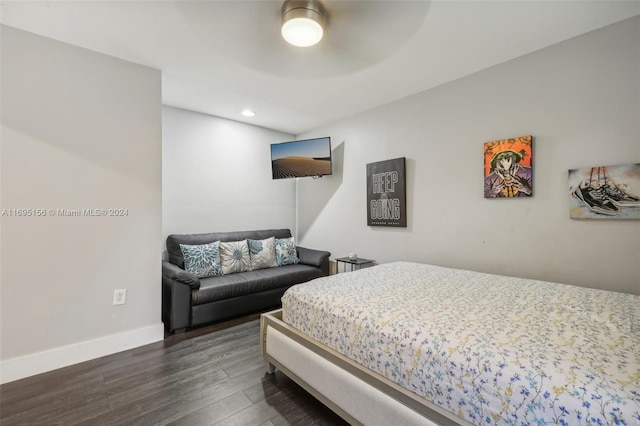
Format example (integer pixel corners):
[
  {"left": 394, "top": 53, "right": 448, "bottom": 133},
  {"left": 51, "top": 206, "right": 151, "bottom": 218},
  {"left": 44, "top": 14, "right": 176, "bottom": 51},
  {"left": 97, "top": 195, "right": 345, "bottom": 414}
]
[{"left": 162, "top": 228, "right": 330, "bottom": 333}]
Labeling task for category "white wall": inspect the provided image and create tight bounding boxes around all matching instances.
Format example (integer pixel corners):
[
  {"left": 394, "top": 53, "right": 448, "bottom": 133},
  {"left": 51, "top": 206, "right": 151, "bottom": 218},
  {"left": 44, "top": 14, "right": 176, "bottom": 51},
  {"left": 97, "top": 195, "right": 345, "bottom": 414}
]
[
  {"left": 0, "top": 25, "right": 163, "bottom": 383},
  {"left": 297, "top": 17, "right": 640, "bottom": 295},
  {"left": 162, "top": 106, "right": 296, "bottom": 245}
]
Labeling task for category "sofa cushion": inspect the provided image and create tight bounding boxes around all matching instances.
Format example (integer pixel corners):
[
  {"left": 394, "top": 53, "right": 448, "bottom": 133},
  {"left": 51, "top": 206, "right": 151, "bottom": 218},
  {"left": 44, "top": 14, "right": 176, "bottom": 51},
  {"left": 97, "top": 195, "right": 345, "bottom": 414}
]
[
  {"left": 248, "top": 237, "right": 278, "bottom": 270},
  {"left": 275, "top": 237, "right": 299, "bottom": 266},
  {"left": 179, "top": 241, "right": 221, "bottom": 278},
  {"left": 192, "top": 264, "right": 323, "bottom": 305},
  {"left": 167, "top": 229, "right": 292, "bottom": 269},
  {"left": 219, "top": 240, "right": 252, "bottom": 275}
]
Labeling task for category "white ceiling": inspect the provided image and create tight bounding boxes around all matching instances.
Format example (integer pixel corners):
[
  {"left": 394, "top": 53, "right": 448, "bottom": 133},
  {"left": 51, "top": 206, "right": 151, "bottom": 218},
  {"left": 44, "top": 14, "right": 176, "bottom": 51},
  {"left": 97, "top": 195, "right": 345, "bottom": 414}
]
[{"left": 2, "top": 1, "right": 639, "bottom": 135}]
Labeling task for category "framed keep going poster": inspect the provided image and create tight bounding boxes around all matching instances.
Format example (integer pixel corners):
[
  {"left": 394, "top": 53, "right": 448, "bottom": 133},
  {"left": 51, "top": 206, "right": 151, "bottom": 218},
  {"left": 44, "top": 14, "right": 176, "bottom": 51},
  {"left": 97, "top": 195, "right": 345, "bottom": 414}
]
[{"left": 366, "top": 157, "right": 406, "bottom": 227}]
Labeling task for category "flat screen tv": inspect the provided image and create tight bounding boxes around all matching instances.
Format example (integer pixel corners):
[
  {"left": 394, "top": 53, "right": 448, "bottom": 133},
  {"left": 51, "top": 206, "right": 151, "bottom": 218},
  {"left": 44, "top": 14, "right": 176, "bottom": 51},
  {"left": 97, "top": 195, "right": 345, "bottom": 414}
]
[{"left": 270, "top": 136, "right": 332, "bottom": 179}]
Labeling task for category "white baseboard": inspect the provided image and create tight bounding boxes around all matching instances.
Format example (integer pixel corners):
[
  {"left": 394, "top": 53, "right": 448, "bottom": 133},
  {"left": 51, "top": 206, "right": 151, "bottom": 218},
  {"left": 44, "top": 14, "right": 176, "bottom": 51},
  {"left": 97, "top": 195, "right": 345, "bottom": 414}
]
[{"left": 0, "top": 323, "right": 165, "bottom": 384}]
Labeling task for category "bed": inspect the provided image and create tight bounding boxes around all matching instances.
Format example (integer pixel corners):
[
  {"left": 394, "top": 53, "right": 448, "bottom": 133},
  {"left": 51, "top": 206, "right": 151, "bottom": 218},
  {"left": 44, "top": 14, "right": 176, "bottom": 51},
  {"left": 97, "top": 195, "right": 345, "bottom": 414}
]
[{"left": 260, "top": 262, "right": 639, "bottom": 426}]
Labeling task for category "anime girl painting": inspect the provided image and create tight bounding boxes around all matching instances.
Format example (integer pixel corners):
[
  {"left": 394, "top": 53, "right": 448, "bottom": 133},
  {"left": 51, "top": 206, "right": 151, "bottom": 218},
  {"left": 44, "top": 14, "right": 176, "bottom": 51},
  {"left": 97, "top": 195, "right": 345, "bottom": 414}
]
[{"left": 484, "top": 135, "right": 533, "bottom": 198}]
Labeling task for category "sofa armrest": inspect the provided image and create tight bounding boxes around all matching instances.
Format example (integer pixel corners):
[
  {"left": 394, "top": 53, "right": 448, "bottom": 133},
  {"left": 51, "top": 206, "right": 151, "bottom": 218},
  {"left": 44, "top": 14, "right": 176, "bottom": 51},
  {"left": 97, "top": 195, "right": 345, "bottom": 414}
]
[
  {"left": 297, "top": 246, "right": 331, "bottom": 276},
  {"left": 162, "top": 261, "right": 199, "bottom": 333},
  {"left": 162, "top": 261, "right": 200, "bottom": 289}
]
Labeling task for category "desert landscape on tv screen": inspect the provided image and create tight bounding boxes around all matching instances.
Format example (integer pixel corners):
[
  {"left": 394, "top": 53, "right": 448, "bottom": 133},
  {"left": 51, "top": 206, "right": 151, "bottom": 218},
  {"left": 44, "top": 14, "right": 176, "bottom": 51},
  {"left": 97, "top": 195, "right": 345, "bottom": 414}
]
[{"left": 271, "top": 138, "right": 331, "bottom": 179}]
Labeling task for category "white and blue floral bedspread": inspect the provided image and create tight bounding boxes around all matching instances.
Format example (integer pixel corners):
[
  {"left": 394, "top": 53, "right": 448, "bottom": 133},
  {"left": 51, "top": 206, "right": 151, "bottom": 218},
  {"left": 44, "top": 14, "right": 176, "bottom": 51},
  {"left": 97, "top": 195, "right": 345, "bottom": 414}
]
[{"left": 282, "top": 262, "right": 640, "bottom": 425}]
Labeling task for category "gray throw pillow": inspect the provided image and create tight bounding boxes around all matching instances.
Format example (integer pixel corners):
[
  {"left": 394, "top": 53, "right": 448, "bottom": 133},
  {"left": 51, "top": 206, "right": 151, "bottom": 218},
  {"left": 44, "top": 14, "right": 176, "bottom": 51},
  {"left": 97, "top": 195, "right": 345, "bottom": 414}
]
[{"left": 179, "top": 241, "right": 221, "bottom": 278}]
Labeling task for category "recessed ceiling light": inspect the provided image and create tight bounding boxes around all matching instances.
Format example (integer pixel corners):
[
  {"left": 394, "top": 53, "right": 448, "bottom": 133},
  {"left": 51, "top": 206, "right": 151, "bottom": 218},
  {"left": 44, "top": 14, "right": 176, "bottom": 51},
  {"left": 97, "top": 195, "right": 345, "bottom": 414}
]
[{"left": 242, "top": 109, "right": 256, "bottom": 117}]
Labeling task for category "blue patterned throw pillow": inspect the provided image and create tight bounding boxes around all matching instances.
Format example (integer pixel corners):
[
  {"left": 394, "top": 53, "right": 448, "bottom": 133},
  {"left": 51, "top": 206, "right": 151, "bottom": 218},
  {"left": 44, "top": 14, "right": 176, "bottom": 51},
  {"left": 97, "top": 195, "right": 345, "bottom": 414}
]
[
  {"left": 248, "top": 237, "right": 278, "bottom": 270},
  {"left": 275, "top": 237, "right": 299, "bottom": 266},
  {"left": 179, "top": 241, "right": 221, "bottom": 278},
  {"left": 219, "top": 239, "right": 252, "bottom": 275}
]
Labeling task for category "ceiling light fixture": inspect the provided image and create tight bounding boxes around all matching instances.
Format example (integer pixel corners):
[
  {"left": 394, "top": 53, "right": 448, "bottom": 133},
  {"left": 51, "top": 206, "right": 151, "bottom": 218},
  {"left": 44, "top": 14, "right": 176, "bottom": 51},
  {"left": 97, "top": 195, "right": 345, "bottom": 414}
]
[
  {"left": 241, "top": 109, "right": 256, "bottom": 117},
  {"left": 281, "top": 0, "right": 325, "bottom": 47}
]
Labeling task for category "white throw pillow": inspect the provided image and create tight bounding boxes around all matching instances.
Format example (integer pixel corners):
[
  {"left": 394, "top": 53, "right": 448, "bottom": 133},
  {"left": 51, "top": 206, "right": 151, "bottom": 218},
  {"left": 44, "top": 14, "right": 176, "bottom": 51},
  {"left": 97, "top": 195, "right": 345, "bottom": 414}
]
[
  {"left": 248, "top": 237, "right": 278, "bottom": 270},
  {"left": 275, "top": 237, "right": 299, "bottom": 266},
  {"left": 219, "top": 239, "right": 251, "bottom": 275}
]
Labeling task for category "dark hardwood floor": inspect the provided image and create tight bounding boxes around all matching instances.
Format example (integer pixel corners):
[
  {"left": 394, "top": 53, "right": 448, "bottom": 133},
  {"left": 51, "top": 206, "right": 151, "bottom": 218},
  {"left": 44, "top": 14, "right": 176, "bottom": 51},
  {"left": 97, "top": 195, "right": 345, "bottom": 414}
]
[{"left": 0, "top": 314, "right": 349, "bottom": 426}]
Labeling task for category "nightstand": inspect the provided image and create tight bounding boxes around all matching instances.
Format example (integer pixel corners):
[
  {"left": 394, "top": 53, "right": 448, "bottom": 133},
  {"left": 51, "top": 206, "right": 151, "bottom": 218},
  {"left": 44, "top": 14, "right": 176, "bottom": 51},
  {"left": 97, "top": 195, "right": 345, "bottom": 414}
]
[{"left": 335, "top": 257, "right": 375, "bottom": 273}]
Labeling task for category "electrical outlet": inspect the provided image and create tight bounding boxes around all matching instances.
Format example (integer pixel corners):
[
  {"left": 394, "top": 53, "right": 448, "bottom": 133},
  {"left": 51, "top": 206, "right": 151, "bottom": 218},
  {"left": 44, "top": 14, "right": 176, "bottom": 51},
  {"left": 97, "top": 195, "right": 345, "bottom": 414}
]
[{"left": 113, "top": 289, "right": 127, "bottom": 305}]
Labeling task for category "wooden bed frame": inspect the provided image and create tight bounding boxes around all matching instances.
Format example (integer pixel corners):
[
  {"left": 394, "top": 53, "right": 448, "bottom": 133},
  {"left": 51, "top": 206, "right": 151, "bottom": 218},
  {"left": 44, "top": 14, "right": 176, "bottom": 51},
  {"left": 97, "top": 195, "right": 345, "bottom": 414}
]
[{"left": 260, "top": 309, "right": 471, "bottom": 426}]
